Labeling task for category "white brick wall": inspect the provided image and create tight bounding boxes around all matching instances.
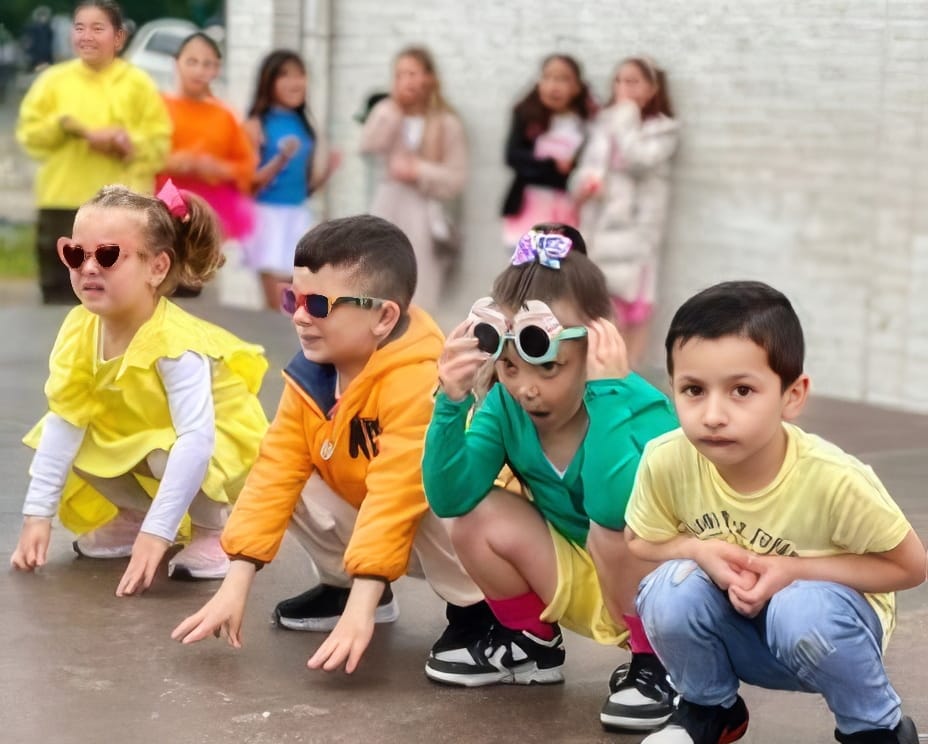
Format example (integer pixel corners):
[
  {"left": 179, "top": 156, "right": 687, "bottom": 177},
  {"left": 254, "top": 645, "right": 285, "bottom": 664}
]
[{"left": 226, "top": 0, "right": 928, "bottom": 413}]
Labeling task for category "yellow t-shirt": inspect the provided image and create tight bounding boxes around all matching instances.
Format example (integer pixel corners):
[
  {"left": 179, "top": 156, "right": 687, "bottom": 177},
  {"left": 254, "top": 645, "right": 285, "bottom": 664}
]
[{"left": 625, "top": 424, "right": 911, "bottom": 648}]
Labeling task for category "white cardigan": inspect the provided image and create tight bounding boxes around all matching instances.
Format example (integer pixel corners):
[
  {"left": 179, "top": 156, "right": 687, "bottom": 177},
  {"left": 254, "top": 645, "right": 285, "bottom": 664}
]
[{"left": 571, "top": 101, "right": 680, "bottom": 303}]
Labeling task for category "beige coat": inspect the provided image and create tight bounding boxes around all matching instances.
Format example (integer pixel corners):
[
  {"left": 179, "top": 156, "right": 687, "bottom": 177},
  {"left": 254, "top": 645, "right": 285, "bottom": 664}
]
[
  {"left": 360, "top": 98, "right": 468, "bottom": 313},
  {"left": 571, "top": 102, "right": 679, "bottom": 303}
]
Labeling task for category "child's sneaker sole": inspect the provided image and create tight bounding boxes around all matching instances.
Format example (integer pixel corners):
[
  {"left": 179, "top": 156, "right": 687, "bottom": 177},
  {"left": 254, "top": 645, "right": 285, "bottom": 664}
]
[
  {"left": 600, "top": 708, "right": 673, "bottom": 732},
  {"left": 424, "top": 661, "right": 565, "bottom": 687},
  {"left": 274, "top": 596, "right": 400, "bottom": 632},
  {"left": 167, "top": 563, "right": 228, "bottom": 581},
  {"left": 72, "top": 539, "right": 133, "bottom": 559}
]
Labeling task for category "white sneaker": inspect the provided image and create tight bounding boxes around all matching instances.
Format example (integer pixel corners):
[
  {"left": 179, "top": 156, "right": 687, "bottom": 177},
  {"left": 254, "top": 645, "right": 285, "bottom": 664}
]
[
  {"left": 73, "top": 509, "right": 144, "bottom": 559},
  {"left": 168, "top": 527, "right": 229, "bottom": 580}
]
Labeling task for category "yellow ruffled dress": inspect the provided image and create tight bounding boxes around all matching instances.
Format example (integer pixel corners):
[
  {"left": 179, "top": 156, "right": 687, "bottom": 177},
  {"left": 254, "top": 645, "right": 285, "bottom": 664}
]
[{"left": 23, "top": 297, "right": 269, "bottom": 537}]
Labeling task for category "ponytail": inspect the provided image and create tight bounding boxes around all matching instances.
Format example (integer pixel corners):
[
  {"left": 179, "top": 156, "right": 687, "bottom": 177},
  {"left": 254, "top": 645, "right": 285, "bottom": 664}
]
[{"left": 168, "top": 192, "right": 224, "bottom": 291}]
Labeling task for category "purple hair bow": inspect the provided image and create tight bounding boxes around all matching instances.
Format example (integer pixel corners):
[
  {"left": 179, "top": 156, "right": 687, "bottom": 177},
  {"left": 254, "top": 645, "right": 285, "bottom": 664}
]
[
  {"left": 511, "top": 230, "right": 573, "bottom": 269},
  {"left": 156, "top": 178, "right": 190, "bottom": 222}
]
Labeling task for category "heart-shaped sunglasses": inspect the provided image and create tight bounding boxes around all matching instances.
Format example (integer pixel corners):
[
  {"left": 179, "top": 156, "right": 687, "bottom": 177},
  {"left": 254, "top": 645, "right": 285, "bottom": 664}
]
[{"left": 57, "top": 237, "right": 123, "bottom": 270}]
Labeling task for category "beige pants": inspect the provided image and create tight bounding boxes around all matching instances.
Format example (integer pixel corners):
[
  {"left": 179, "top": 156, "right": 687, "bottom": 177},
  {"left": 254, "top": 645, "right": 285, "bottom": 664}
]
[
  {"left": 75, "top": 449, "right": 228, "bottom": 531},
  {"left": 289, "top": 474, "right": 483, "bottom": 607}
]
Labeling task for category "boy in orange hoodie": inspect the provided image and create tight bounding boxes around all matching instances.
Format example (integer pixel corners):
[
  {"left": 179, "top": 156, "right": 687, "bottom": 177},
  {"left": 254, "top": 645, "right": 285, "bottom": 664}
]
[{"left": 172, "top": 215, "right": 489, "bottom": 673}]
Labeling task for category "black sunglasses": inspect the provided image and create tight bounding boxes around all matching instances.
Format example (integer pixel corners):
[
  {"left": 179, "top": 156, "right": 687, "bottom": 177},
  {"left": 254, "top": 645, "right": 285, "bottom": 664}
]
[
  {"left": 57, "top": 238, "right": 122, "bottom": 270},
  {"left": 281, "top": 288, "right": 385, "bottom": 318}
]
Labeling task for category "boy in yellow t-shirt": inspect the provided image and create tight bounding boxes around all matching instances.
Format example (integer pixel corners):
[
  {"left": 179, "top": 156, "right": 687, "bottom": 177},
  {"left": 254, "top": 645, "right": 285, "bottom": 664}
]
[{"left": 624, "top": 281, "right": 925, "bottom": 744}]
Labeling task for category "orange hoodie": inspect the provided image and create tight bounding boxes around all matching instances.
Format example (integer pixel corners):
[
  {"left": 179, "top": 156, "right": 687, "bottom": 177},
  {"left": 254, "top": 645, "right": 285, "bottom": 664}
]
[{"left": 221, "top": 307, "right": 443, "bottom": 581}]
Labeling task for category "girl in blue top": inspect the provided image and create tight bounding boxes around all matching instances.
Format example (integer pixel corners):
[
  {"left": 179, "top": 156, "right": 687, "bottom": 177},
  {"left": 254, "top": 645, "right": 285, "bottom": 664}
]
[
  {"left": 422, "top": 224, "right": 679, "bottom": 733},
  {"left": 242, "top": 50, "right": 339, "bottom": 309}
]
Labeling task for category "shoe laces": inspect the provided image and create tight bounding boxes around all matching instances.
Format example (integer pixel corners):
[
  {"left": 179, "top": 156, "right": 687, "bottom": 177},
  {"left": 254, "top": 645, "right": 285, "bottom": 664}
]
[{"left": 627, "top": 654, "right": 674, "bottom": 698}]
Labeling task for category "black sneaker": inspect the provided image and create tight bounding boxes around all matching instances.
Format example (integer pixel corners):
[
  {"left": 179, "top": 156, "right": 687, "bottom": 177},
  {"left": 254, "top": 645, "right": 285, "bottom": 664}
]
[
  {"left": 424, "top": 621, "right": 565, "bottom": 687},
  {"left": 641, "top": 696, "right": 749, "bottom": 744},
  {"left": 601, "top": 653, "right": 677, "bottom": 731},
  {"left": 835, "top": 715, "right": 920, "bottom": 744},
  {"left": 272, "top": 583, "right": 399, "bottom": 631},
  {"left": 429, "top": 600, "right": 497, "bottom": 654}
]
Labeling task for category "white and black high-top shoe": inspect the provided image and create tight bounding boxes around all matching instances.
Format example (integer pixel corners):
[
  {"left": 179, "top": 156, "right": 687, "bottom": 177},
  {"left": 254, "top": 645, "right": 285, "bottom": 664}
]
[
  {"left": 425, "top": 621, "right": 565, "bottom": 687},
  {"left": 601, "top": 653, "right": 677, "bottom": 731}
]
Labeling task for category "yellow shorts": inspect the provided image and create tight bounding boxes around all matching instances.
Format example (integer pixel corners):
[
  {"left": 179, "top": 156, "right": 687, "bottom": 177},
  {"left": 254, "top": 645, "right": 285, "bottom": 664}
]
[{"left": 540, "top": 523, "right": 629, "bottom": 647}]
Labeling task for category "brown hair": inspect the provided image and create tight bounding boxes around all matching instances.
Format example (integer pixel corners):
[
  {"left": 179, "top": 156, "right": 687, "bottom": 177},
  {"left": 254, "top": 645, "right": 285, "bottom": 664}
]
[
  {"left": 616, "top": 57, "right": 674, "bottom": 119},
  {"left": 395, "top": 45, "right": 452, "bottom": 113},
  {"left": 491, "top": 223, "right": 612, "bottom": 322},
  {"left": 85, "top": 185, "right": 225, "bottom": 294},
  {"left": 514, "top": 54, "right": 594, "bottom": 137},
  {"left": 247, "top": 49, "right": 315, "bottom": 139}
]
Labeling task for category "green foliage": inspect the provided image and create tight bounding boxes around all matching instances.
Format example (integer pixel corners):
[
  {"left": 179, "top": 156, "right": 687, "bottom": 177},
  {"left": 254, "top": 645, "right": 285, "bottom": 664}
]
[
  {"left": 0, "top": 222, "right": 37, "bottom": 278},
  {"left": 1, "top": 1, "right": 223, "bottom": 39}
]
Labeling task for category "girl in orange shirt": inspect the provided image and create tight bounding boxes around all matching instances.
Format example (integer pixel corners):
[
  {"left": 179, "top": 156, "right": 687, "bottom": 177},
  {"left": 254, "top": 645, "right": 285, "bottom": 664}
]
[{"left": 157, "top": 32, "right": 256, "bottom": 242}]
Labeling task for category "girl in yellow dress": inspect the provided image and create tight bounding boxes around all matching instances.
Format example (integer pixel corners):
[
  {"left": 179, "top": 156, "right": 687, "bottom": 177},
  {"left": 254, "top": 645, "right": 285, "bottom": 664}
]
[{"left": 10, "top": 181, "right": 269, "bottom": 596}]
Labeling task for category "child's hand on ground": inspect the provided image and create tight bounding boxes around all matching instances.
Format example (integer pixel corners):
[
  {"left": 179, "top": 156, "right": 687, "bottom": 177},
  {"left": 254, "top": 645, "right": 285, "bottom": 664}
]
[
  {"left": 306, "top": 578, "right": 382, "bottom": 674},
  {"left": 438, "top": 320, "right": 490, "bottom": 402},
  {"left": 10, "top": 516, "right": 52, "bottom": 571},
  {"left": 115, "top": 532, "right": 171, "bottom": 597},
  {"left": 171, "top": 561, "right": 256, "bottom": 647},
  {"left": 585, "top": 319, "right": 630, "bottom": 381},
  {"left": 727, "top": 553, "right": 797, "bottom": 618}
]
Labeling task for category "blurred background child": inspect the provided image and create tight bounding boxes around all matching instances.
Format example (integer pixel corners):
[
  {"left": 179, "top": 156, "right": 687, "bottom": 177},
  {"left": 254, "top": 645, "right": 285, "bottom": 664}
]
[
  {"left": 157, "top": 32, "right": 257, "bottom": 248},
  {"left": 241, "top": 49, "right": 339, "bottom": 310},
  {"left": 15, "top": 0, "right": 170, "bottom": 304},
  {"left": 571, "top": 56, "right": 679, "bottom": 368},
  {"left": 360, "top": 46, "right": 468, "bottom": 315},
  {"left": 501, "top": 55, "right": 594, "bottom": 250}
]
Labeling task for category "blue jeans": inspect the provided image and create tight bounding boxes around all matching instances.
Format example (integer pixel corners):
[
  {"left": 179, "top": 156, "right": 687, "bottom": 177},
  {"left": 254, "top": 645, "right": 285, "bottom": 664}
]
[{"left": 636, "top": 560, "right": 902, "bottom": 734}]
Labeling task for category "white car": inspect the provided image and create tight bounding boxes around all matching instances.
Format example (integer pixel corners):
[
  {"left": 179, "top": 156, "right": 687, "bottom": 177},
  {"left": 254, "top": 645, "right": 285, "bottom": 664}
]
[{"left": 123, "top": 18, "right": 199, "bottom": 92}]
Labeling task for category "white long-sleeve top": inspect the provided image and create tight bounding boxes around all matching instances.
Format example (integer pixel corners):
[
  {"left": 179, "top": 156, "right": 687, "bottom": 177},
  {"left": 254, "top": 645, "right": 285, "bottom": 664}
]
[{"left": 23, "top": 351, "right": 215, "bottom": 542}]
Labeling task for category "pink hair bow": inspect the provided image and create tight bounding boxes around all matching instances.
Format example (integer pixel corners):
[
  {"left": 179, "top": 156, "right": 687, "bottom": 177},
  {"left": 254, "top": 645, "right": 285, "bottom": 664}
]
[{"left": 156, "top": 179, "right": 190, "bottom": 222}]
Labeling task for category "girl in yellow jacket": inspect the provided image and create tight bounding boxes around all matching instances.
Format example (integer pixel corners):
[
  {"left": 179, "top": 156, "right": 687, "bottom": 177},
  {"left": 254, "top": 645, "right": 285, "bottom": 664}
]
[
  {"left": 10, "top": 182, "right": 268, "bottom": 597},
  {"left": 15, "top": 0, "right": 171, "bottom": 304}
]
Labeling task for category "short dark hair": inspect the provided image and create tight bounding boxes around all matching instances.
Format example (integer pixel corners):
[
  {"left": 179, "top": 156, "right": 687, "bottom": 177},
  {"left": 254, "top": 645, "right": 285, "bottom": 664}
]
[
  {"left": 293, "top": 215, "right": 417, "bottom": 310},
  {"left": 74, "top": 0, "right": 124, "bottom": 31},
  {"left": 665, "top": 280, "right": 804, "bottom": 389},
  {"left": 176, "top": 31, "right": 222, "bottom": 60}
]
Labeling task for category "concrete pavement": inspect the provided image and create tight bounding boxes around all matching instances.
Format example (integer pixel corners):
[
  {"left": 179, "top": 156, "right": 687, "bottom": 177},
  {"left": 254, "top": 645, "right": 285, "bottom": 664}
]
[{"left": 1, "top": 293, "right": 927, "bottom": 744}]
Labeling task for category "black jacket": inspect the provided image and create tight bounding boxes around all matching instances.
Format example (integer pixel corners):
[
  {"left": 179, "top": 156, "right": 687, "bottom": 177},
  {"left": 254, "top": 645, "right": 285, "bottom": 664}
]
[{"left": 501, "top": 112, "right": 571, "bottom": 217}]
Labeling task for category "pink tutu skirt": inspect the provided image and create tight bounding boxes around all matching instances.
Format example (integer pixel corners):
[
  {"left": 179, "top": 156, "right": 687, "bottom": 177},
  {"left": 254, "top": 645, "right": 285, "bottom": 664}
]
[
  {"left": 190, "top": 182, "right": 255, "bottom": 241},
  {"left": 157, "top": 176, "right": 255, "bottom": 240},
  {"left": 502, "top": 186, "right": 579, "bottom": 248}
]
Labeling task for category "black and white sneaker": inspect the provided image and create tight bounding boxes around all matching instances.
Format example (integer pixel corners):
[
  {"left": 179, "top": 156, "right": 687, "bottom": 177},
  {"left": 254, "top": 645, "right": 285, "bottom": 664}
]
[
  {"left": 425, "top": 621, "right": 565, "bottom": 687},
  {"left": 272, "top": 583, "right": 399, "bottom": 631},
  {"left": 429, "top": 600, "right": 497, "bottom": 655},
  {"left": 641, "top": 695, "right": 749, "bottom": 744},
  {"left": 601, "top": 653, "right": 677, "bottom": 731},
  {"left": 835, "top": 714, "right": 920, "bottom": 744}
]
